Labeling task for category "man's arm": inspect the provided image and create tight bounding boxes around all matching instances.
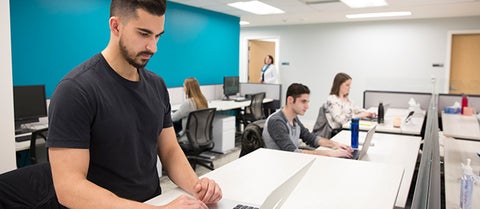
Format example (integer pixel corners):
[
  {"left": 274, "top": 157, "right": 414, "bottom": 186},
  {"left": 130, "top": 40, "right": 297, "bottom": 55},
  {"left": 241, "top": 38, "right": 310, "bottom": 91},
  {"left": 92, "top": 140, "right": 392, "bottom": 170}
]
[
  {"left": 312, "top": 137, "right": 353, "bottom": 158},
  {"left": 158, "top": 127, "right": 222, "bottom": 204},
  {"left": 49, "top": 148, "right": 158, "bottom": 209}
]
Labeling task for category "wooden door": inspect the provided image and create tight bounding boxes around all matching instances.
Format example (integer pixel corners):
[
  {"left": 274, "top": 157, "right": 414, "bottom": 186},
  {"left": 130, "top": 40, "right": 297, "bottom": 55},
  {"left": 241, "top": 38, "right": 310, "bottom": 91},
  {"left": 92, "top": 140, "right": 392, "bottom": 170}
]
[
  {"left": 248, "top": 40, "right": 275, "bottom": 83},
  {"left": 449, "top": 34, "right": 480, "bottom": 94}
]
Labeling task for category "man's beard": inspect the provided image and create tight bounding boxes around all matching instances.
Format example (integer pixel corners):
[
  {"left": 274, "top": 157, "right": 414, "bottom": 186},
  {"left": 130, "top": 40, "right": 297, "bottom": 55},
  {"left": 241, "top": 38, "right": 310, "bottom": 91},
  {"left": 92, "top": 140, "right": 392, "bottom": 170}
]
[{"left": 119, "top": 38, "right": 154, "bottom": 69}]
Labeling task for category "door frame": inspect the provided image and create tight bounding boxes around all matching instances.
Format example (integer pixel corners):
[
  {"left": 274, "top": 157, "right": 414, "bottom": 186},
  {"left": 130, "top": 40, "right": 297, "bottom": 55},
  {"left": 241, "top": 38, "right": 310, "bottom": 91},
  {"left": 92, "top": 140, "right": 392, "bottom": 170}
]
[
  {"left": 239, "top": 36, "right": 280, "bottom": 83},
  {"left": 444, "top": 30, "right": 480, "bottom": 93}
]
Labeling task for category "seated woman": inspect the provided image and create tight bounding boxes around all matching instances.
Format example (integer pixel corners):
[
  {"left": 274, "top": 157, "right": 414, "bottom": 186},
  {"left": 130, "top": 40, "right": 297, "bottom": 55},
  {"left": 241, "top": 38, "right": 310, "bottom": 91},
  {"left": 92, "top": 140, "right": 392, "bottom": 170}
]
[
  {"left": 314, "top": 72, "right": 374, "bottom": 138},
  {"left": 172, "top": 78, "right": 208, "bottom": 141}
]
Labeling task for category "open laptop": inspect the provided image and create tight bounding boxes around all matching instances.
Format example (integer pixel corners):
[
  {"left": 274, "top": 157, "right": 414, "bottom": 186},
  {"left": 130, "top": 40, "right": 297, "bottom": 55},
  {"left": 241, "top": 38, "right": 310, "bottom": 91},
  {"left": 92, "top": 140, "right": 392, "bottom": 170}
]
[
  {"left": 351, "top": 125, "right": 377, "bottom": 160},
  {"left": 208, "top": 158, "right": 315, "bottom": 209}
]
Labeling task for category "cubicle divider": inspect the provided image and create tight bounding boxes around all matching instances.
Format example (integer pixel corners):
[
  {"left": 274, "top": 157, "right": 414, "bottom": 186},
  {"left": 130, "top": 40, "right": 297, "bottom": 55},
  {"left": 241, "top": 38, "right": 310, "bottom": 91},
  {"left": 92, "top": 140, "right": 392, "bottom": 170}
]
[
  {"left": 168, "top": 84, "right": 224, "bottom": 105},
  {"left": 437, "top": 93, "right": 480, "bottom": 115},
  {"left": 363, "top": 90, "right": 432, "bottom": 111},
  {"left": 411, "top": 94, "right": 441, "bottom": 209}
]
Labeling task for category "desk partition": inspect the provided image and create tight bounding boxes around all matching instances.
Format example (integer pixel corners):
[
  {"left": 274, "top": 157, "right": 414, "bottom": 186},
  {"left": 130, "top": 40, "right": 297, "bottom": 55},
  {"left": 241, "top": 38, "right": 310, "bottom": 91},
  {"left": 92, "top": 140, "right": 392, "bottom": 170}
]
[
  {"left": 438, "top": 93, "right": 480, "bottom": 115},
  {"left": 363, "top": 90, "right": 432, "bottom": 110},
  {"left": 410, "top": 94, "right": 441, "bottom": 209}
]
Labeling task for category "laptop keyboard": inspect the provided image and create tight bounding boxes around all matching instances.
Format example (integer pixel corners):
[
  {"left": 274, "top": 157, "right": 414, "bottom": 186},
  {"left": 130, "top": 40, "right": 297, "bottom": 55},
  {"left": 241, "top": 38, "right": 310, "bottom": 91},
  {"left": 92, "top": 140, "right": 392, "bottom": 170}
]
[
  {"left": 233, "top": 204, "right": 259, "bottom": 209},
  {"left": 351, "top": 149, "right": 359, "bottom": 160}
]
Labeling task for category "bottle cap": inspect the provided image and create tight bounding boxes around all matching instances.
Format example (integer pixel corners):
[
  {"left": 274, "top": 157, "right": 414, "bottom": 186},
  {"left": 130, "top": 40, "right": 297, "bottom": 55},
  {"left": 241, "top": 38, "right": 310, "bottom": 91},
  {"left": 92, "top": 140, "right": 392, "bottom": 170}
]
[{"left": 462, "top": 158, "right": 474, "bottom": 176}]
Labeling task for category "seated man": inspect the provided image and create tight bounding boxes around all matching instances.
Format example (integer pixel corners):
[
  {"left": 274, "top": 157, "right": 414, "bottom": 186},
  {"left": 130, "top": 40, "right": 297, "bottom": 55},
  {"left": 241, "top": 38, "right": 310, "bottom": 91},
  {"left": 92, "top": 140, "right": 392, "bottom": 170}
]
[{"left": 262, "top": 83, "right": 353, "bottom": 158}]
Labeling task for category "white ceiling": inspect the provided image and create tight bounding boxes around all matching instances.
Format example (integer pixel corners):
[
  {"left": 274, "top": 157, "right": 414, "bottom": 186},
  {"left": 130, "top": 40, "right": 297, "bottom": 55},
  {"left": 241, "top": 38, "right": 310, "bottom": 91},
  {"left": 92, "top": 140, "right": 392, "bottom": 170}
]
[{"left": 168, "top": 0, "right": 480, "bottom": 27}]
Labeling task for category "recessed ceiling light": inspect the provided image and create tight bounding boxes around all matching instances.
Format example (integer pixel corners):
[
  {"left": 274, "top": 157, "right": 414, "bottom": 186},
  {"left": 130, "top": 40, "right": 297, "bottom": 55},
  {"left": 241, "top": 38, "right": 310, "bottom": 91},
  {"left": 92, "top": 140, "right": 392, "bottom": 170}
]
[
  {"left": 239, "top": 21, "right": 250, "bottom": 25},
  {"left": 346, "top": 11, "right": 412, "bottom": 19},
  {"left": 228, "top": 1, "right": 284, "bottom": 15},
  {"left": 341, "top": 0, "right": 388, "bottom": 8}
]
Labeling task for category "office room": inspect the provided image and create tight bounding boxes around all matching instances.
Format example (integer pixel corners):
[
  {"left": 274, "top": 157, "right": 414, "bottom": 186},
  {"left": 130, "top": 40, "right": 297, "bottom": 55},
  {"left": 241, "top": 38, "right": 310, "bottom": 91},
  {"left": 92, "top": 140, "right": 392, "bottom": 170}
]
[{"left": 1, "top": 0, "right": 480, "bottom": 208}]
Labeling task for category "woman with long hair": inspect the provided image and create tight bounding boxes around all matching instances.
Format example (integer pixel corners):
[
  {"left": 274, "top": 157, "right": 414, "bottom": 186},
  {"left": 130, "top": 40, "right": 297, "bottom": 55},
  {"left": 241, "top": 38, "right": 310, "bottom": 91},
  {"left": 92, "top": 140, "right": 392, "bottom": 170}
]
[
  {"left": 313, "top": 72, "right": 374, "bottom": 138},
  {"left": 172, "top": 78, "right": 208, "bottom": 137}
]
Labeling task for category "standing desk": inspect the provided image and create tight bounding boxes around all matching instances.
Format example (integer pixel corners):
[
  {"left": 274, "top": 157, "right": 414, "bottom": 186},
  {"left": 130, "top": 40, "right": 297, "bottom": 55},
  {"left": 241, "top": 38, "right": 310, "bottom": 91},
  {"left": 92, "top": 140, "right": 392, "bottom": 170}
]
[
  {"left": 443, "top": 135, "right": 480, "bottom": 209},
  {"left": 441, "top": 112, "right": 480, "bottom": 140},
  {"left": 327, "top": 131, "right": 421, "bottom": 208},
  {"left": 146, "top": 148, "right": 404, "bottom": 209},
  {"left": 343, "top": 107, "right": 425, "bottom": 136}
]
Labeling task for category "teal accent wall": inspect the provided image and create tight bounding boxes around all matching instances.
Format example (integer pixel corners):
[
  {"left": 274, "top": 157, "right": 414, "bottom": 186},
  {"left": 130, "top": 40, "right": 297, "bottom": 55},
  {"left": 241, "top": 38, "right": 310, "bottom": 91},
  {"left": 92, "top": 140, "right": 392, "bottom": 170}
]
[{"left": 10, "top": 0, "right": 240, "bottom": 97}]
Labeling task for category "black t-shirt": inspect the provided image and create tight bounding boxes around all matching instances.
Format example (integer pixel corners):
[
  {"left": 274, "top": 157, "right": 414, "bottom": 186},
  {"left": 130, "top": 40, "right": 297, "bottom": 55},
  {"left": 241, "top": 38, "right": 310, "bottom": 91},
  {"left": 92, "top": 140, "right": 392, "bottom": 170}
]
[{"left": 47, "top": 53, "right": 172, "bottom": 201}]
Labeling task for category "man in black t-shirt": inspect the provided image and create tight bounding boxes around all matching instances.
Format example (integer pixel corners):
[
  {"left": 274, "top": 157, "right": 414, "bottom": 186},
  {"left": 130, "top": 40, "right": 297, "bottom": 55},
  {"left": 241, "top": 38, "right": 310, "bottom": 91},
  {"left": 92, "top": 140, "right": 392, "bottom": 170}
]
[{"left": 47, "top": 1, "right": 222, "bottom": 208}]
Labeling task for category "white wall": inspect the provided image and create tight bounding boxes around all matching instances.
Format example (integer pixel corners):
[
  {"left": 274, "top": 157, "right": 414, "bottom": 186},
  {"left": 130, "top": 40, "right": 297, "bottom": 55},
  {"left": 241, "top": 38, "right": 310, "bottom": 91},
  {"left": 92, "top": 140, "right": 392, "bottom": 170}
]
[
  {"left": 240, "top": 16, "right": 480, "bottom": 121},
  {"left": 1, "top": 0, "right": 18, "bottom": 173}
]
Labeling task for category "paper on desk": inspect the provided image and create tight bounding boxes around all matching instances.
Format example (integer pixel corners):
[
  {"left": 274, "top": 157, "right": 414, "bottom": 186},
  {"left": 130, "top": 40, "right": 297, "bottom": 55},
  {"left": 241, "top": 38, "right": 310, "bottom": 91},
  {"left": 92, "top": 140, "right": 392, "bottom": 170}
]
[{"left": 359, "top": 121, "right": 376, "bottom": 127}]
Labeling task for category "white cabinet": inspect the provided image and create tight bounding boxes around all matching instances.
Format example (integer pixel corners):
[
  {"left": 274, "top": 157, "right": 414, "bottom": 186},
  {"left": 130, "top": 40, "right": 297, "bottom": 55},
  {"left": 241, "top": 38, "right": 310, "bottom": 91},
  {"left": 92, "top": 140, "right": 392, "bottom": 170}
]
[{"left": 212, "top": 115, "right": 235, "bottom": 153}]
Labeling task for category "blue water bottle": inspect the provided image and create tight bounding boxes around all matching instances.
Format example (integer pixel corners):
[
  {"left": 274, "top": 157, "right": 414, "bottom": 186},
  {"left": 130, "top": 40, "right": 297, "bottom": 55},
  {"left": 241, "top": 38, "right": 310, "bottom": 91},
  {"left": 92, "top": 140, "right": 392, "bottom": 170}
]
[{"left": 351, "top": 118, "right": 359, "bottom": 149}]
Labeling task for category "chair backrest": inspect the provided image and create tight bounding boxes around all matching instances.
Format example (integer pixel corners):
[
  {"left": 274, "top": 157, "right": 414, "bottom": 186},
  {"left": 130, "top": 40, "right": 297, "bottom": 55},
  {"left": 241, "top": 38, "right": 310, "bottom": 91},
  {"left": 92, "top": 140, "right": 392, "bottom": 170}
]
[
  {"left": 240, "top": 119, "right": 266, "bottom": 157},
  {"left": 30, "top": 128, "right": 49, "bottom": 164},
  {"left": 312, "top": 105, "right": 333, "bottom": 138},
  {"left": 185, "top": 108, "right": 216, "bottom": 154},
  {"left": 249, "top": 92, "right": 266, "bottom": 120}
]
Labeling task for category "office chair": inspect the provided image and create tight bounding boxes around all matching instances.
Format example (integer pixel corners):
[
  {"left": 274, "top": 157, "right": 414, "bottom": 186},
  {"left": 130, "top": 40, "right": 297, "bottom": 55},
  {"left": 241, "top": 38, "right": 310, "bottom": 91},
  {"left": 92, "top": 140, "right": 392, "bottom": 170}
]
[
  {"left": 239, "top": 119, "right": 266, "bottom": 157},
  {"left": 239, "top": 92, "right": 266, "bottom": 129},
  {"left": 179, "top": 108, "right": 216, "bottom": 170},
  {"left": 0, "top": 162, "right": 66, "bottom": 209},
  {"left": 30, "top": 127, "right": 49, "bottom": 164},
  {"left": 312, "top": 105, "right": 341, "bottom": 139}
]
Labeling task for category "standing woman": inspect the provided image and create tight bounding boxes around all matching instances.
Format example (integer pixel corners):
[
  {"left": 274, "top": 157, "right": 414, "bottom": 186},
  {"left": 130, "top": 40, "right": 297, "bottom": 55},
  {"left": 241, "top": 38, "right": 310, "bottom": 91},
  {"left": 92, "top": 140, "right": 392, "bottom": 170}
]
[
  {"left": 315, "top": 73, "right": 374, "bottom": 137},
  {"left": 259, "top": 55, "right": 278, "bottom": 84},
  {"left": 172, "top": 78, "right": 208, "bottom": 138}
]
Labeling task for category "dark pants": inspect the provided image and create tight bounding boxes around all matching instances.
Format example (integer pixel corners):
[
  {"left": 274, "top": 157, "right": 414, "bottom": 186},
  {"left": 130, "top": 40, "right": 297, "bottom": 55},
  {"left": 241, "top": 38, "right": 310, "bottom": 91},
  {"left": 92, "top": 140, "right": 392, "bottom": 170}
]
[{"left": 0, "top": 162, "right": 66, "bottom": 209}]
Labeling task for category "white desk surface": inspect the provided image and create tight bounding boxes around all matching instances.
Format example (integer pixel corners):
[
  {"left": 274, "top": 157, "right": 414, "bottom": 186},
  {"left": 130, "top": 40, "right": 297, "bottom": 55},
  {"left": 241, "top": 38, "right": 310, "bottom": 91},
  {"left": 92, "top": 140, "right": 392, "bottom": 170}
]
[
  {"left": 343, "top": 107, "right": 425, "bottom": 136},
  {"left": 171, "top": 98, "right": 274, "bottom": 112},
  {"left": 443, "top": 135, "right": 480, "bottom": 209},
  {"left": 328, "top": 131, "right": 421, "bottom": 208},
  {"left": 442, "top": 112, "right": 480, "bottom": 141},
  {"left": 15, "top": 122, "right": 48, "bottom": 151},
  {"left": 146, "top": 148, "right": 404, "bottom": 209}
]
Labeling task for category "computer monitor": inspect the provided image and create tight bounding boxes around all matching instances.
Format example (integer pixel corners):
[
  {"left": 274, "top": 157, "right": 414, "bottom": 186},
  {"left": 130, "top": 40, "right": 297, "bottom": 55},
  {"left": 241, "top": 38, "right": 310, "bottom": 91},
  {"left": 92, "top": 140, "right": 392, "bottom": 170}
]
[
  {"left": 223, "top": 76, "right": 239, "bottom": 100},
  {"left": 13, "top": 85, "right": 48, "bottom": 130}
]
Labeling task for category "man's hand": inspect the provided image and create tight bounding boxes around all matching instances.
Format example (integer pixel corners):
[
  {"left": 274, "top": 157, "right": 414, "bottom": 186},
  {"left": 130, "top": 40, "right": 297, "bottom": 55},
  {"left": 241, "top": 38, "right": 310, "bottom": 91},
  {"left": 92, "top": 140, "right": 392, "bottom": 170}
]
[
  {"left": 193, "top": 178, "right": 223, "bottom": 204},
  {"left": 163, "top": 195, "right": 208, "bottom": 209},
  {"left": 327, "top": 149, "right": 353, "bottom": 158},
  {"left": 334, "top": 142, "right": 354, "bottom": 153}
]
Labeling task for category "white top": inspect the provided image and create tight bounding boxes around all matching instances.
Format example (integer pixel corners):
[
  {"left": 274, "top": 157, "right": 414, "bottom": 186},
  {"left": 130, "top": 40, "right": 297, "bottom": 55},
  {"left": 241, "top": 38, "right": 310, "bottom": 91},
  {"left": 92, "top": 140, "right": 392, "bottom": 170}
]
[
  {"left": 325, "top": 95, "right": 365, "bottom": 129},
  {"left": 261, "top": 64, "right": 278, "bottom": 84},
  {"left": 171, "top": 98, "right": 196, "bottom": 136}
]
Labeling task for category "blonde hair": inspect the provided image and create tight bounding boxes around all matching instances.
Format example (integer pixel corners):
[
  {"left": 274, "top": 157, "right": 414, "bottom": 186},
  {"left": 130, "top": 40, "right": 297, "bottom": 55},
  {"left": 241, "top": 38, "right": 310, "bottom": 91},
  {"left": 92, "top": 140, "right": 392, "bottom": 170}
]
[{"left": 184, "top": 78, "right": 208, "bottom": 109}]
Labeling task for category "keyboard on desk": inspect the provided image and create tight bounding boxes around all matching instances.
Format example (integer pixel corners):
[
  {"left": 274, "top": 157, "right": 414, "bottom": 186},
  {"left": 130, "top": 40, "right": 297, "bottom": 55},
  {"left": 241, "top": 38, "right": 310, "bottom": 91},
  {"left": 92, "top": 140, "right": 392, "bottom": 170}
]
[
  {"left": 233, "top": 204, "right": 258, "bottom": 209},
  {"left": 15, "top": 134, "right": 31, "bottom": 142},
  {"left": 15, "top": 128, "right": 34, "bottom": 135},
  {"left": 234, "top": 97, "right": 248, "bottom": 102}
]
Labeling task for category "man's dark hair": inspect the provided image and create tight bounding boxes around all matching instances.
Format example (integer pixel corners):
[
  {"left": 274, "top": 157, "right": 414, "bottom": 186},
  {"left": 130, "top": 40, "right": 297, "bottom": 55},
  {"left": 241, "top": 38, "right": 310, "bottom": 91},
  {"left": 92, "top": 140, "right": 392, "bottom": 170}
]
[
  {"left": 286, "top": 83, "right": 310, "bottom": 104},
  {"left": 110, "top": 0, "right": 166, "bottom": 20}
]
